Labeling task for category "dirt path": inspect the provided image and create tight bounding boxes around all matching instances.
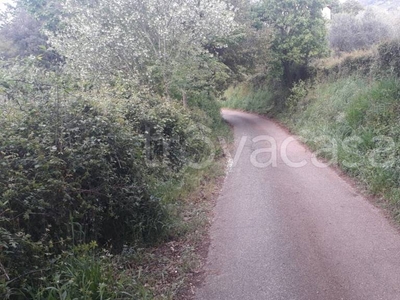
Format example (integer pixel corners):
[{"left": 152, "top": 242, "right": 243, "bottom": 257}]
[{"left": 195, "top": 109, "right": 400, "bottom": 300}]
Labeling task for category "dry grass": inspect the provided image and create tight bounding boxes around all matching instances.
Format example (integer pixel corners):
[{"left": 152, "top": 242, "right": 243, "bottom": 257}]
[{"left": 314, "top": 47, "right": 377, "bottom": 69}]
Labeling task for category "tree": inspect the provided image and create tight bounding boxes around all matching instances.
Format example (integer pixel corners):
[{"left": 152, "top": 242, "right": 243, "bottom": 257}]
[
  {"left": 0, "top": 3, "right": 62, "bottom": 67},
  {"left": 262, "top": 0, "right": 328, "bottom": 87},
  {"left": 329, "top": 13, "right": 361, "bottom": 52},
  {"left": 329, "top": 9, "right": 390, "bottom": 52},
  {"left": 340, "top": 0, "right": 364, "bottom": 16},
  {"left": 47, "top": 0, "right": 237, "bottom": 100},
  {"left": 360, "top": 9, "right": 390, "bottom": 47},
  {"left": 205, "top": 0, "right": 272, "bottom": 83},
  {"left": 18, "top": 0, "right": 64, "bottom": 31}
]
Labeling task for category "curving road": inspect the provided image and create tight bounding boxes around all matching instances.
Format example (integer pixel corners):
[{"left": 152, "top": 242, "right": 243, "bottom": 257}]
[{"left": 195, "top": 109, "right": 400, "bottom": 300}]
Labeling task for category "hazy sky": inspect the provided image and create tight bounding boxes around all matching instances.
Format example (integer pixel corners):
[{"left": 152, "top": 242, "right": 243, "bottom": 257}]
[{"left": 0, "top": 0, "right": 14, "bottom": 12}]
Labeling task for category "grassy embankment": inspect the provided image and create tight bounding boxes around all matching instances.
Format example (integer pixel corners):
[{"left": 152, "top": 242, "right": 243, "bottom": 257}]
[{"left": 222, "top": 41, "right": 400, "bottom": 221}]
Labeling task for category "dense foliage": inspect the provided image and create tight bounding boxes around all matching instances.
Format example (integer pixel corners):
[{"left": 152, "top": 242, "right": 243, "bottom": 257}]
[
  {"left": 47, "top": 0, "right": 237, "bottom": 99},
  {"left": 329, "top": 10, "right": 390, "bottom": 52},
  {"left": 261, "top": 0, "right": 328, "bottom": 86},
  {"left": 7, "top": 0, "right": 398, "bottom": 297},
  {"left": 0, "top": 0, "right": 239, "bottom": 298},
  {"left": 377, "top": 40, "right": 400, "bottom": 77},
  {"left": 0, "top": 59, "right": 221, "bottom": 296}
]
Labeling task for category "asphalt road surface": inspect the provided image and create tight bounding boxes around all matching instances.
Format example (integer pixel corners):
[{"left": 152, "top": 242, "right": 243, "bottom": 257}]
[{"left": 195, "top": 109, "right": 400, "bottom": 300}]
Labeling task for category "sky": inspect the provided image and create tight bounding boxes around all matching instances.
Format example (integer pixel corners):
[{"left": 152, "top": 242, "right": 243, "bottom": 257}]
[{"left": 0, "top": 0, "right": 14, "bottom": 12}]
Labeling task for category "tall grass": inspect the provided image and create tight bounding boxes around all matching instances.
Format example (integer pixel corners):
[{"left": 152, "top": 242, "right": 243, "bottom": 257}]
[{"left": 282, "top": 76, "right": 400, "bottom": 220}]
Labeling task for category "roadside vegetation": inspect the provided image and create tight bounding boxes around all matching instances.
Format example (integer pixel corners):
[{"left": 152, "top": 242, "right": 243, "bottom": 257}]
[
  {"left": 223, "top": 0, "right": 400, "bottom": 221},
  {"left": 0, "top": 0, "right": 237, "bottom": 298},
  {"left": 223, "top": 83, "right": 274, "bottom": 114},
  {"left": 2, "top": 0, "right": 400, "bottom": 298},
  {"left": 283, "top": 42, "right": 400, "bottom": 221}
]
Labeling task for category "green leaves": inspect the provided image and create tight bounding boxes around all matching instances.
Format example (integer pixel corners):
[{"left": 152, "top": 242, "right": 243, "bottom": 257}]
[
  {"left": 262, "top": 0, "right": 328, "bottom": 85},
  {"left": 47, "top": 0, "right": 237, "bottom": 97},
  {"left": 0, "top": 92, "right": 160, "bottom": 293},
  {"left": 0, "top": 59, "right": 221, "bottom": 296},
  {"left": 0, "top": 1, "right": 229, "bottom": 296}
]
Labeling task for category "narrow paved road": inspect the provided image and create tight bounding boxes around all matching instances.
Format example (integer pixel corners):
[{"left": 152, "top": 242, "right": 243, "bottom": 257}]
[{"left": 195, "top": 109, "right": 400, "bottom": 300}]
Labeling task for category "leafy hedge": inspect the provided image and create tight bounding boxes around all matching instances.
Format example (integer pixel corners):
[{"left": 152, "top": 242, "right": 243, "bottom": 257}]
[
  {"left": 1, "top": 99, "right": 168, "bottom": 287},
  {"left": 0, "top": 62, "right": 221, "bottom": 298}
]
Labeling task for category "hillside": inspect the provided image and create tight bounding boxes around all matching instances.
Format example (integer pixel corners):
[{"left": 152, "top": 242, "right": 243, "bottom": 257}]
[{"left": 359, "top": 0, "right": 400, "bottom": 10}]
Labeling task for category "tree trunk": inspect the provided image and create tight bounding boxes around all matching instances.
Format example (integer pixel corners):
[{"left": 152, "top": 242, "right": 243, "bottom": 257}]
[{"left": 282, "top": 60, "right": 293, "bottom": 88}]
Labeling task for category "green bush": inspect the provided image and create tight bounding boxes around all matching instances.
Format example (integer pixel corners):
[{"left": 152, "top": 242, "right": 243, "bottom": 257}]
[
  {"left": 286, "top": 80, "right": 309, "bottom": 114},
  {"left": 1, "top": 0, "right": 234, "bottom": 295},
  {"left": 0, "top": 59, "right": 222, "bottom": 297},
  {"left": 377, "top": 40, "right": 400, "bottom": 77},
  {"left": 0, "top": 98, "right": 168, "bottom": 294}
]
